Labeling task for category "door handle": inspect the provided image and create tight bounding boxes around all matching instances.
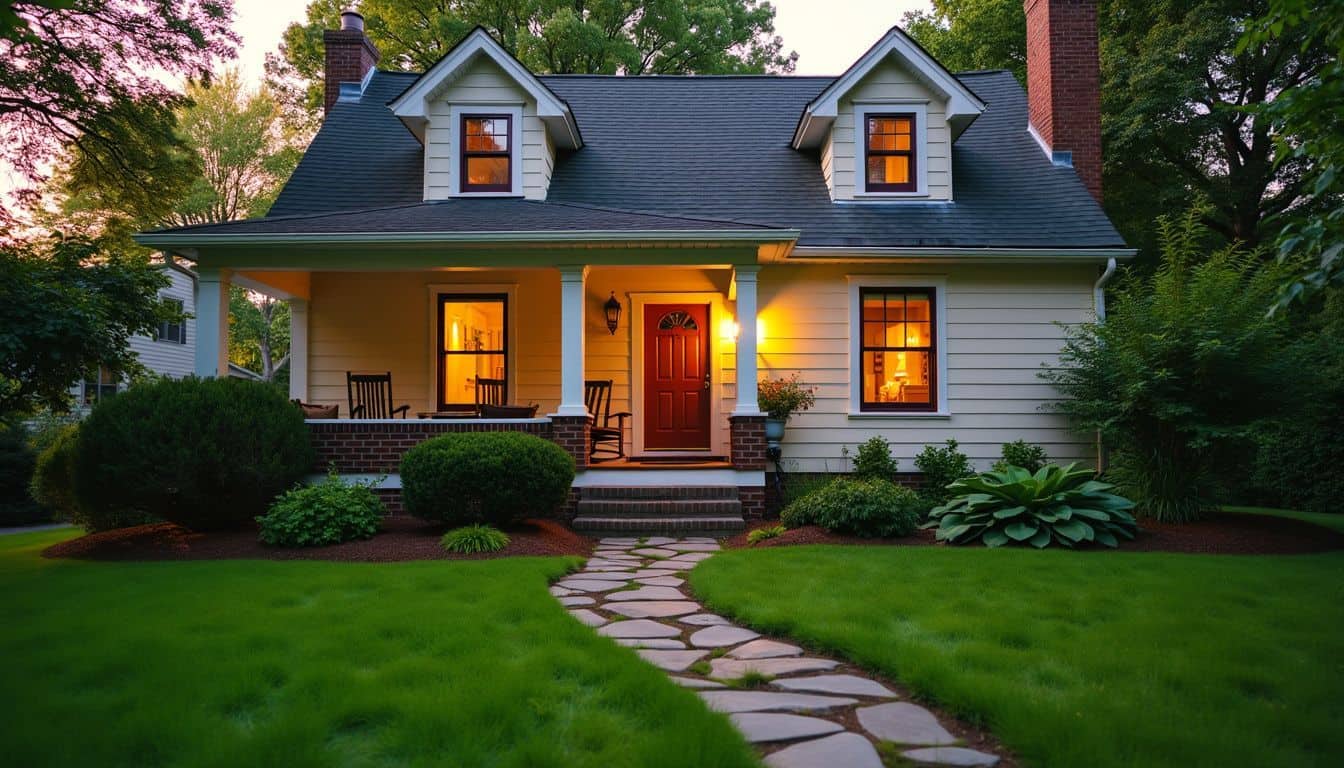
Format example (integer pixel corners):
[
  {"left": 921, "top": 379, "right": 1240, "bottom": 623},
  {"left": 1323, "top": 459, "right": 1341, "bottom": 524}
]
[{"left": 704, "top": 374, "right": 711, "bottom": 391}]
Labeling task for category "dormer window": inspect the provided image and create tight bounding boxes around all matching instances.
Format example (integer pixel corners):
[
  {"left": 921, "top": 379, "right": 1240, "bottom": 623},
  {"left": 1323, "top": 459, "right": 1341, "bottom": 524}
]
[
  {"left": 461, "top": 115, "right": 512, "bottom": 193},
  {"left": 865, "top": 114, "right": 916, "bottom": 193}
]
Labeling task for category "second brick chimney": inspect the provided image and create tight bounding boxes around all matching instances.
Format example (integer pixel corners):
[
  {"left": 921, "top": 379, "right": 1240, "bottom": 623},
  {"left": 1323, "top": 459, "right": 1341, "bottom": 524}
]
[
  {"left": 1024, "top": 0, "right": 1102, "bottom": 203},
  {"left": 323, "top": 9, "right": 381, "bottom": 115}
]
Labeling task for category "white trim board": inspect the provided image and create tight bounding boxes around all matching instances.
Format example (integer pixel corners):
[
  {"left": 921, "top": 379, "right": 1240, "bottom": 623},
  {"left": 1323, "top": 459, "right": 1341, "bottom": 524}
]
[{"left": 846, "top": 274, "right": 951, "bottom": 417}]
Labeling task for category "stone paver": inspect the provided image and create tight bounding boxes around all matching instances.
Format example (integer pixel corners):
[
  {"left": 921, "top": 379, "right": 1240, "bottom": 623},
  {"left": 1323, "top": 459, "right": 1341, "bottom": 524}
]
[
  {"left": 900, "top": 747, "right": 1000, "bottom": 766},
  {"left": 710, "top": 657, "right": 840, "bottom": 679},
  {"left": 856, "top": 702, "right": 957, "bottom": 745},
  {"left": 764, "top": 733, "right": 884, "bottom": 768},
  {"left": 689, "top": 625, "right": 760, "bottom": 648},
  {"left": 597, "top": 619, "right": 682, "bottom": 639},
  {"left": 679, "top": 613, "right": 731, "bottom": 626},
  {"left": 727, "top": 639, "right": 802, "bottom": 659},
  {"left": 553, "top": 535, "right": 1001, "bottom": 767},
  {"left": 604, "top": 600, "right": 702, "bottom": 618},
  {"left": 604, "top": 586, "right": 688, "bottom": 602},
  {"left": 636, "top": 649, "right": 708, "bottom": 672},
  {"left": 773, "top": 675, "right": 897, "bottom": 698},
  {"left": 697, "top": 691, "right": 858, "bottom": 713},
  {"left": 730, "top": 713, "right": 844, "bottom": 743},
  {"left": 567, "top": 609, "right": 607, "bottom": 627}
]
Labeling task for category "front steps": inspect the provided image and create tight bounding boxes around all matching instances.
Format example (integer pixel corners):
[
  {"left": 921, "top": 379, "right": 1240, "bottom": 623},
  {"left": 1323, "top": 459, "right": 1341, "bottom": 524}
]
[{"left": 572, "top": 486, "right": 746, "bottom": 536}]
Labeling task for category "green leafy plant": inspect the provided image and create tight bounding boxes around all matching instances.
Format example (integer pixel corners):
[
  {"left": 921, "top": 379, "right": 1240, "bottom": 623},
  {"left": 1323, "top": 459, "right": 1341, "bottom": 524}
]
[
  {"left": 725, "top": 670, "right": 774, "bottom": 689},
  {"left": 29, "top": 424, "right": 79, "bottom": 522},
  {"left": 914, "top": 439, "right": 975, "bottom": 505},
  {"left": 0, "top": 423, "right": 46, "bottom": 526},
  {"left": 852, "top": 436, "right": 898, "bottom": 480},
  {"left": 993, "top": 440, "right": 1050, "bottom": 474},
  {"left": 747, "top": 525, "right": 786, "bottom": 546},
  {"left": 781, "top": 478, "right": 922, "bottom": 538},
  {"left": 401, "top": 432, "right": 575, "bottom": 527},
  {"left": 257, "top": 470, "right": 384, "bottom": 547},
  {"left": 72, "top": 377, "right": 315, "bottom": 530},
  {"left": 926, "top": 464, "right": 1138, "bottom": 549},
  {"left": 441, "top": 525, "right": 511, "bottom": 554},
  {"left": 757, "top": 373, "right": 816, "bottom": 421}
]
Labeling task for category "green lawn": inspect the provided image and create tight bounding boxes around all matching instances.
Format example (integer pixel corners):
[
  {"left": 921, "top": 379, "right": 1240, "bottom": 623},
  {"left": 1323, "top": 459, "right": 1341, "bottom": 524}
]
[
  {"left": 1221, "top": 505, "right": 1344, "bottom": 533},
  {"left": 691, "top": 545, "right": 1344, "bottom": 768},
  {"left": 0, "top": 529, "right": 756, "bottom": 768}
]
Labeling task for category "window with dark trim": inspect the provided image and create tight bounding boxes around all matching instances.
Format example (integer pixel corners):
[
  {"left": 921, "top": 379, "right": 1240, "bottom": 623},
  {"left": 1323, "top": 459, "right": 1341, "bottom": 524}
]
[
  {"left": 860, "top": 288, "right": 936, "bottom": 411},
  {"left": 438, "top": 294, "right": 508, "bottom": 409},
  {"left": 460, "top": 114, "right": 512, "bottom": 192},
  {"left": 155, "top": 298, "right": 186, "bottom": 344},
  {"left": 82, "top": 366, "right": 120, "bottom": 406},
  {"left": 864, "top": 113, "right": 916, "bottom": 192}
]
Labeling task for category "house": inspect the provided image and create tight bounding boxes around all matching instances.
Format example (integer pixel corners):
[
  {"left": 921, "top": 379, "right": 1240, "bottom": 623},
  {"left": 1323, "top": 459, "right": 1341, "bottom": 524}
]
[{"left": 136, "top": 1, "right": 1131, "bottom": 529}]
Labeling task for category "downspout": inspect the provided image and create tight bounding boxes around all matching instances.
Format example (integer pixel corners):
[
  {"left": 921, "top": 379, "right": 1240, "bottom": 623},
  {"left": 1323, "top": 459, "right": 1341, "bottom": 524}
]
[{"left": 1092, "top": 257, "right": 1118, "bottom": 472}]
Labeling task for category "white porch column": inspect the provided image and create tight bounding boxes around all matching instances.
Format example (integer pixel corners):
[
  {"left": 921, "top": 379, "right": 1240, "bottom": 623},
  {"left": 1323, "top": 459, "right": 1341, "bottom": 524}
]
[
  {"left": 732, "top": 266, "right": 761, "bottom": 415},
  {"left": 288, "top": 298, "right": 309, "bottom": 401},
  {"left": 554, "top": 265, "right": 589, "bottom": 416},
  {"left": 193, "top": 268, "right": 231, "bottom": 378}
]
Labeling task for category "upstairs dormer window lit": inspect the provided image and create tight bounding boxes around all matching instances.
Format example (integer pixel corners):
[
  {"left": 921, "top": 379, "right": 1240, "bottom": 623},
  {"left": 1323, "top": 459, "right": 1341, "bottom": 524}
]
[
  {"left": 865, "top": 114, "right": 916, "bottom": 193},
  {"left": 461, "top": 115, "right": 512, "bottom": 192}
]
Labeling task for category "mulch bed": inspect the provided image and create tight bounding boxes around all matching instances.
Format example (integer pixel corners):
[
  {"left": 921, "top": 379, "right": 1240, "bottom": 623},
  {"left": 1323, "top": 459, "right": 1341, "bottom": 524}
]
[
  {"left": 728, "top": 512, "right": 1344, "bottom": 555},
  {"left": 42, "top": 517, "right": 593, "bottom": 563}
]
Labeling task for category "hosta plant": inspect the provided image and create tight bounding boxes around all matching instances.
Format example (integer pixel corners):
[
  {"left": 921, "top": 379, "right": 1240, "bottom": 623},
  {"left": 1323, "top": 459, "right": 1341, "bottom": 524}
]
[{"left": 926, "top": 464, "right": 1138, "bottom": 548}]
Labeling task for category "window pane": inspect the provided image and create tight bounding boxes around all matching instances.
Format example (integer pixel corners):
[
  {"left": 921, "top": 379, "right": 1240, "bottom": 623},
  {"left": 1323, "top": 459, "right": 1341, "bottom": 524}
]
[
  {"left": 863, "top": 321, "right": 886, "bottom": 347},
  {"left": 906, "top": 295, "right": 931, "bottom": 321},
  {"left": 442, "top": 354, "right": 506, "bottom": 406},
  {"left": 442, "top": 299, "right": 505, "bottom": 352},
  {"left": 465, "top": 156, "right": 509, "bottom": 187},
  {"left": 465, "top": 134, "right": 508, "bottom": 152},
  {"left": 863, "top": 351, "right": 932, "bottom": 404},
  {"left": 884, "top": 155, "right": 910, "bottom": 184}
]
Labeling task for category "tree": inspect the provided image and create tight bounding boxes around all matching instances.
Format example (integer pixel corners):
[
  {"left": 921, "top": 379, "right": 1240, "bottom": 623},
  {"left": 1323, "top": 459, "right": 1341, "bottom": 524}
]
[
  {"left": 267, "top": 0, "right": 796, "bottom": 124},
  {"left": 1240, "top": 0, "right": 1344, "bottom": 307},
  {"left": 229, "top": 287, "right": 291, "bottom": 383},
  {"left": 901, "top": 0, "right": 1332, "bottom": 262},
  {"left": 0, "top": 0, "right": 237, "bottom": 223},
  {"left": 1042, "top": 203, "right": 1292, "bottom": 522},
  {"left": 0, "top": 237, "right": 171, "bottom": 419}
]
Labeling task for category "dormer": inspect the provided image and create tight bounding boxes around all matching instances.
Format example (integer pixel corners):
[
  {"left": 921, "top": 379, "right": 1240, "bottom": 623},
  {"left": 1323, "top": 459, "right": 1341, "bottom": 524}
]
[
  {"left": 386, "top": 28, "right": 582, "bottom": 201},
  {"left": 793, "top": 28, "right": 985, "bottom": 202}
]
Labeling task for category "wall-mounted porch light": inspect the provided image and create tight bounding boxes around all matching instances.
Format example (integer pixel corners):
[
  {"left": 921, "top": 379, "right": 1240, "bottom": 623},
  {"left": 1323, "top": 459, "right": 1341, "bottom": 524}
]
[
  {"left": 718, "top": 317, "right": 766, "bottom": 345},
  {"left": 603, "top": 292, "right": 622, "bottom": 335}
]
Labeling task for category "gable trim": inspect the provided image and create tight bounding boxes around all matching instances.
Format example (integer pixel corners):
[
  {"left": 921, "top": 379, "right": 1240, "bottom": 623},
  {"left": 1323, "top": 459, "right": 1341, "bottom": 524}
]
[{"left": 793, "top": 26, "right": 985, "bottom": 149}]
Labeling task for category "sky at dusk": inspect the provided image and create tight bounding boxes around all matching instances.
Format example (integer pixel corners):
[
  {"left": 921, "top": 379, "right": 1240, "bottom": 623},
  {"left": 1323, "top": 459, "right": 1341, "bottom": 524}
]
[{"left": 228, "top": 0, "right": 933, "bottom": 84}]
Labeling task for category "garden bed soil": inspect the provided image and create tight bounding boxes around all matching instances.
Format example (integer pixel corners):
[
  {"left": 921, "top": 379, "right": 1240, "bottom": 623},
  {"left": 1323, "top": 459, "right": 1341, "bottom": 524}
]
[
  {"left": 43, "top": 517, "right": 593, "bottom": 563},
  {"left": 728, "top": 512, "right": 1344, "bottom": 555}
]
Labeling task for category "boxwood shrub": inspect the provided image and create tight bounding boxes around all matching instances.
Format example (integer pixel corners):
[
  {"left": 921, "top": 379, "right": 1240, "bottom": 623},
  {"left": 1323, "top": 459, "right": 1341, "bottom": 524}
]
[
  {"left": 258, "top": 471, "right": 384, "bottom": 547},
  {"left": 400, "top": 432, "right": 575, "bottom": 526},
  {"left": 781, "top": 477, "right": 922, "bottom": 538},
  {"left": 74, "top": 377, "right": 315, "bottom": 530}
]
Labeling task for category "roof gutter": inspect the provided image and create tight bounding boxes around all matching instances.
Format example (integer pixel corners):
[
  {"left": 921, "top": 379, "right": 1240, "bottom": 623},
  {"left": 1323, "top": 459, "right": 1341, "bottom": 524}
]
[
  {"left": 135, "top": 228, "right": 801, "bottom": 248},
  {"left": 788, "top": 245, "right": 1137, "bottom": 262}
]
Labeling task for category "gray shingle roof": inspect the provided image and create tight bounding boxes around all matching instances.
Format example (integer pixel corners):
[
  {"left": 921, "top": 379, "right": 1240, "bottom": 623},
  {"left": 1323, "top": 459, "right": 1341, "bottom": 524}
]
[{"left": 251, "top": 68, "right": 1124, "bottom": 249}]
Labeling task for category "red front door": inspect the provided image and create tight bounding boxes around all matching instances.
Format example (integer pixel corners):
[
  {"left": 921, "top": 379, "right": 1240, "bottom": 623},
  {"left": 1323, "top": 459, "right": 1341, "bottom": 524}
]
[{"left": 644, "top": 303, "right": 711, "bottom": 450}]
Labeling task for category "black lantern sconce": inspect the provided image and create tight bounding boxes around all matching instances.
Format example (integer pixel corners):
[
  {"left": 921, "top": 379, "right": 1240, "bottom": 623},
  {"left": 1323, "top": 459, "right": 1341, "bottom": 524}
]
[{"left": 603, "top": 292, "right": 622, "bottom": 335}]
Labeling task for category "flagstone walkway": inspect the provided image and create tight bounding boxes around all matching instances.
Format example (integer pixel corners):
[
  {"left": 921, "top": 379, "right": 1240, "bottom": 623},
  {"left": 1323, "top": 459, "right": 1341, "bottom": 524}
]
[{"left": 551, "top": 536, "right": 1005, "bottom": 768}]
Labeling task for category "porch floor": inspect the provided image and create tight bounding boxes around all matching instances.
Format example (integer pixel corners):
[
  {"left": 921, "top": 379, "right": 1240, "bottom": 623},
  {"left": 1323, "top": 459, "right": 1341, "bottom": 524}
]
[{"left": 588, "top": 457, "right": 732, "bottom": 470}]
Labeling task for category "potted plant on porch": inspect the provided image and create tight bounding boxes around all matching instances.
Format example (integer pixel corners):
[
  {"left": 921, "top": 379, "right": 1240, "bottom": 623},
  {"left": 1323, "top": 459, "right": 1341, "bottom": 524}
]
[{"left": 758, "top": 373, "right": 817, "bottom": 448}]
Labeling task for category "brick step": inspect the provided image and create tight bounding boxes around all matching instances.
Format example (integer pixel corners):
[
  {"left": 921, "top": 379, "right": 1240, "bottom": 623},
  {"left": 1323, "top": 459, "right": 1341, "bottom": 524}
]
[
  {"left": 581, "top": 486, "right": 739, "bottom": 501},
  {"left": 572, "top": 516, "right": 746, "bottom": 534},
  {"left": 576, "top": 499, "right": 743, "bottom": 516}
]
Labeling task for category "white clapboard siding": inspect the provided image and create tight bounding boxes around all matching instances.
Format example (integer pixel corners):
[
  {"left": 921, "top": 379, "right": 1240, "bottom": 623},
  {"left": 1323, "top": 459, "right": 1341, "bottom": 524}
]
[
  {"left": 127, "top": 266, "right": 195, "bottom": 380},
  {"left": 423, "top": 56, "right": 553, "bottom": 200},
  {"left": 757, "top": 262, "right": 1099, "bottom": 471}
]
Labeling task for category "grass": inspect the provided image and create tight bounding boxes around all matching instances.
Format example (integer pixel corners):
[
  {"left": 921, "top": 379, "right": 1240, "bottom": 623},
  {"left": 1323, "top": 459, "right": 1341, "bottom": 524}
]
[
  {"left": 691, "top": 544, "right": 1344, "bottom": 768},
  {"left": 0, "top": 529, "right": 756, "bottom": 768},
  {"left": 1222, "top": 504, "right": 1344, "bottom": 533}
]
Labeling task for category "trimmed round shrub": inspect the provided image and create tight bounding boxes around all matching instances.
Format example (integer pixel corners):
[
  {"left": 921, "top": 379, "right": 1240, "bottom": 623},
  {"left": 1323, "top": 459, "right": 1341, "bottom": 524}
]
[
  {"left": 442, "top": 524, "right": 510, "bottom": 554},
  {"left": 258, "top": 472, "right": 384, "bottom": 547},
  {"left": 400, "top": 432, "right": 575, "bottom": 526},
  {"left": 781, "top": 477, "right": 922, "bottom": 538},
  {"left": 74, "top": 377, "right": 315, "bottom": 530}
]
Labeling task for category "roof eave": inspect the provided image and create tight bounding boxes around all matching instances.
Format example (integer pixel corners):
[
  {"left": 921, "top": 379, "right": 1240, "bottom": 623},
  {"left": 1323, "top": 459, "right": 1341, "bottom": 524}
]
[
  {"left": 786, "top": 245, "right": 1137, "bottom": 262},
  {"left": 134, "top": 229, "right": 801, "bottom": 248}
]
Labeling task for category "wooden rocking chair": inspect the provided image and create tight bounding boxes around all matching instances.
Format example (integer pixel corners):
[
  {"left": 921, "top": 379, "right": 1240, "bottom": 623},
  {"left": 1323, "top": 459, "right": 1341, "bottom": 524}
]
[
  {"left": 585, "top": 379, "right": 631, "bottom": 461},
  {"left": 346, "top": 371, "right": 410, "bottom": 419}
]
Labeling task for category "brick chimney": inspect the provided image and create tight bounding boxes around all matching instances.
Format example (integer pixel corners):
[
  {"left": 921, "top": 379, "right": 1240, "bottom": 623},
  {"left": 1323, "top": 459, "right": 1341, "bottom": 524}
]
[
  {"left": 1024, "top": 0, "right": 1102, "bottom": 202},
  {"left": 323, "top": 9, "right": 381, "bottom": 115}
]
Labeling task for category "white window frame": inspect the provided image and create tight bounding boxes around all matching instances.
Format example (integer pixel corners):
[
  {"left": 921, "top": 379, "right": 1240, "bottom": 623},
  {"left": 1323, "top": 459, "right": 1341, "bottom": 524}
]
[
  {"left": 426, "top": 283, "right": 519, "bottom": 409},
  {"left": 448, "top": 105, "right": 524, "bottom": 197},
  {"left": 155, "top": 297, "right": 186, "bottom": 345},
  {"left": 853, "top": 102, "right": 929, "bottom": 198},
  {"left": 846, "top": 275, "right": 950, "bottom": 418}
]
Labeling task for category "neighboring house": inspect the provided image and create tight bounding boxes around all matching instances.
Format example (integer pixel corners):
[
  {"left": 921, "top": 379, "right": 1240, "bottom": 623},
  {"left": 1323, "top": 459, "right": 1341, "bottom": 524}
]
[{"left": 136, "top": 1, "right": 1131, "bottom": 527}]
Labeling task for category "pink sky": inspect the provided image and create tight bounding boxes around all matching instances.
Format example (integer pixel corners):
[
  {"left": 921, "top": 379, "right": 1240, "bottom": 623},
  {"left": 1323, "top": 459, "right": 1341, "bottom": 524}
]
[{"left": 229, "top": 0, "right": 932, "bottom": 82}]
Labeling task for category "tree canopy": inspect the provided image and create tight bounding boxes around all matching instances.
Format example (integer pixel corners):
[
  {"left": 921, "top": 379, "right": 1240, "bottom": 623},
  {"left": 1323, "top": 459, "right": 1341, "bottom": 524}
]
[
  {"left": 267, "top": 0, "right": 796, "bottom": 124},
  {"left": 0, "top": 0, "right": 237, "bottom": 223}
]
